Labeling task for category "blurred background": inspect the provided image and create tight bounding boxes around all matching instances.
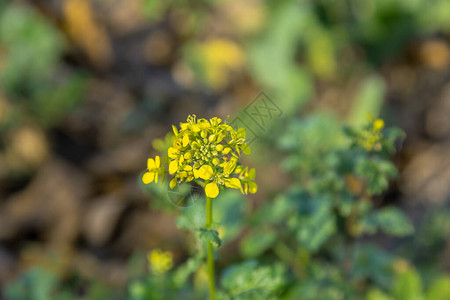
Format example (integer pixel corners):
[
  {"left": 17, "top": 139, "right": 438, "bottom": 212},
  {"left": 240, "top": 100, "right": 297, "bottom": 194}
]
[{"left": 0, "top": 0, "right": 449, "bottom": 299}]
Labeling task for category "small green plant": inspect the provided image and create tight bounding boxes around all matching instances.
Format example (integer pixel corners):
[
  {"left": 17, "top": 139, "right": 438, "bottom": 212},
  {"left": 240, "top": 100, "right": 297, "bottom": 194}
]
[
  {"left": 142, "top": 115, "right": 257, "bottom": 300},
  {"left": 366, "top": 263, "right": 450, "bottom": 300}
]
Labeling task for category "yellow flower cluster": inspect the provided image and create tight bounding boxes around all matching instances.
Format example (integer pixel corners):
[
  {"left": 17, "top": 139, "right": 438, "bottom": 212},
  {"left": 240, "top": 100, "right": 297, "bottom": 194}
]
[
  {"left": 142, "top": 115, "right": 257, "bottom": 198},
  {"left": 357, "top": 118, "right": 385, "bottom": 151},
  {"left": 148, "top": 249, "right": 173, "bottom": 275}
]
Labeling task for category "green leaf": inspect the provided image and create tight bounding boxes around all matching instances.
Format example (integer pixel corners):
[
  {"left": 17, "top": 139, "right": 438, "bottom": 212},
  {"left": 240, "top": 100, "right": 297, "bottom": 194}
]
[
  {"left": 351, "top": 245, "right": 395, "bottom": 289},
  {"left": 3, "top": 268, "right": 59, "bottom": 300},
  {"left": 376, "top": 207, "right": 414, "bottom": 237},
  {"left": 365, "top": 289, "right": 394, "bottom": 300},
  {"left": 347, "top": 75, "right": 385, "bottom": 127},
  {"left": 198, "top": 229, "right": 222, "bottom": 247},
  {"left": 252, "top": 193, "right": 293, "bottom": 225},
  {"left": 176, "top": 198, "right": 206, "bottom": 230},
  {"left": 240, "top": 228, "right": 277, "bottom": 258},
  {"left": 221, "top": 260, "right": 286, "bottom": 300},
  {"left": 392, "top": 269, "right": 423, "bottom": 300},
  {"left": 354, "top": 157, "right": 397, "bottom": 195},
  {"left": 291, "top": 196, "right": 336, "bottom": 252},
  {"left": 426, "top": 276, "right": 450, "bottom": 300},
  {"left": 172, "top": 253, "right": 204, "bottom": 287},
  {"left": 249, "top": 1, "right": 312, "bottom": 117}
]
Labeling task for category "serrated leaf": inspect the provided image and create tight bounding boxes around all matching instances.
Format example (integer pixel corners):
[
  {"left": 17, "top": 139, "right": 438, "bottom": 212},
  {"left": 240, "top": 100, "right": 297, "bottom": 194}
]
[
  {"left": 352, "top": 245, "right": 395, "bottom": 289},
  {"left": 221, "top": 260, "right": 286, "bottom": 300},
  {"left": 176, "top": 199, "right": 205, "bottom": 230},
  {"left": 292, "top": 196, "right": 336, "bottom": 252}
]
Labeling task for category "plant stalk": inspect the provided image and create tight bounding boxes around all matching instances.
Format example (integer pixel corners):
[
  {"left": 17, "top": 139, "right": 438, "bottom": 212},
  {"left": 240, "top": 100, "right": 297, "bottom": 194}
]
[{"left": 206, "top": 195, "right": 215, "bottom": 300}]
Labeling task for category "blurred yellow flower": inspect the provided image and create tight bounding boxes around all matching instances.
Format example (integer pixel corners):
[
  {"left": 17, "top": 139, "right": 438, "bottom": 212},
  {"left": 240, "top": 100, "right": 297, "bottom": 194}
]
[
  {"left": 355, "top": 118, "right": 385, "bottom": 151},
  {"left": 373, "top": 119, "right": 384, "bottom": 131},
  {"left": 197, "top": 39, "right": 245, "bottom": 89},
  {"left": 148, "top": 249, "right": 173, "bottom": 275},
  {"left": 393, "top": 258, "right": 410, "bottom": 274},
  {"left": 307, "top": 29, "right": 336, "bottom": 79}
]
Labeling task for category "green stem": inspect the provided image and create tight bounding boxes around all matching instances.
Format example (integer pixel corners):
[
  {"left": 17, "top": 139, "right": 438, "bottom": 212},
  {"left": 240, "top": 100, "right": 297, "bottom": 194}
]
[{"left": 206, "top": 195, "right": 216, "bottom": 300}]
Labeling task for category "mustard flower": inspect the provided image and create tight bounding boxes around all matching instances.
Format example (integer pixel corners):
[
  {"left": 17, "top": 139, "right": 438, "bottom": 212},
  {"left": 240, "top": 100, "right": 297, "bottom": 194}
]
[
  {"left": 142, "top": 115, "right": 257, "bottom": 199},
  {"left": 148, "top": 249, "right": 173, "bottom": 275},
  {"left": 167, "top": 115, "right": 255, "bottom": 198},
  {"left": 142, "top": 155, "right": 165, "bottom": 184},
  {"left": 356, "top": 118, "right": 385, "bottom": 151}
]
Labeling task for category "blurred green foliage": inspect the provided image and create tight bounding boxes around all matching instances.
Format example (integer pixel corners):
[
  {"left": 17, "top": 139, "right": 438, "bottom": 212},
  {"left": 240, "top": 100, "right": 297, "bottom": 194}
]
[
  {"left": 0, "top": 4, "right": 86, "bottom": 129},
  {"left": 1, "top": 0, "right": 450, "bottom": 299},
  {"left": 3, "top": 267, "right": 123, "bottom": 300}
]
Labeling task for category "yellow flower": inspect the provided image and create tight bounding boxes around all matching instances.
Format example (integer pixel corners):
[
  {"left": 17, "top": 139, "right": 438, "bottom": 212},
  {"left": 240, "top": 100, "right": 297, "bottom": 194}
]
[
  {"left": 169, "top": 115, "right": 255, "bottom": 198},
  {"left": 373, "top": 119, "right": 384, "bottom": 131},
  {"left": 142, "top": 155, "right": 164, "bottom": 184},
  {"left": 195, "top": 39, "right": 245, "bottom": 90},
  {"left": 354, "top": 118, "right": 385, "bottom": 152},
  {"left": 148, "top": 249, "right": 173, "bottom": 275}
]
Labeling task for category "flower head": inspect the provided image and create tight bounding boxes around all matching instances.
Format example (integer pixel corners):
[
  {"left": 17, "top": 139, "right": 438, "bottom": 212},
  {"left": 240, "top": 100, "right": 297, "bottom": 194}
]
[
  {"left": 355, "top": 118, "right": 385, "bottom": 151},
  {"left": 142, "top": 115, "right": 257, "bottom": 198},
  {"left": 148, "top": 249, "right": 173, "bottom": 275}
]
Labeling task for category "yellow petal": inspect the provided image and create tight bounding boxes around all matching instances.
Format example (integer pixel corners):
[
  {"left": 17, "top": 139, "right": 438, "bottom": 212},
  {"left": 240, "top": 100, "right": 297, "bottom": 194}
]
[
  {"left": 168, "top": 147, "right": 178, "bottom": 159},
  {"left": 169, "top": 161, "right": 178, "bottom": 174},
  {"left": 223, "top": 159, "right": 236, "bottom": 175},
  {"left": 181, "top": 123, "right": 189, "bottom": 131},
  {"left": 216, "top": 133, "right": 224, "bottom": 143},
  {"left": 183, "top": 134, "right": 189, "bottom": 147},
  {"left": 224, "top": 178, "right": 242, "bottom": 189},
  {"left": 142, "top": 172, "right": 155, "bottom": 184},
  {"left": 169, "top": 178, "right": 177, "bottom": 189},
  {"left": 147, "top": 158, "right": 155, "bottom": 170},
  {"left": 205, "top": 182, "right": 219, "bottom": 198},
  {"left": 172, "top": 125, "right": 179, "bottom": 136},
  {"left": 196, "top": 165, "right": 214, "bottom": 180},
  {"left": 155, "top": 156, "right": 160, "bottom": 168}
]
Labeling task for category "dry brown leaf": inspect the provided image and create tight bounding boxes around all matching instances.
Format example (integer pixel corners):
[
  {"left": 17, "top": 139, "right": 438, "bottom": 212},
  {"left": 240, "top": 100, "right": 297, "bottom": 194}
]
[{"left": 64, "top": 0, "right": 113, "bottom": 68}]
